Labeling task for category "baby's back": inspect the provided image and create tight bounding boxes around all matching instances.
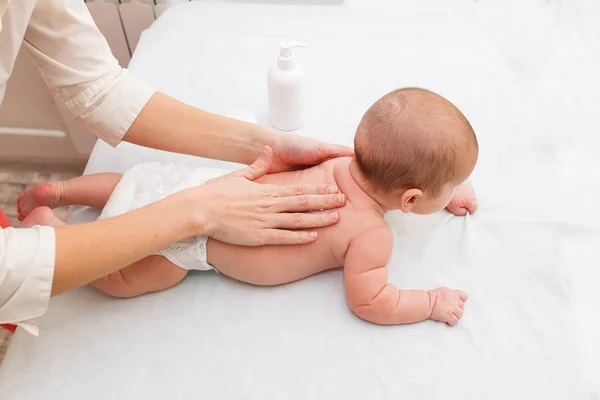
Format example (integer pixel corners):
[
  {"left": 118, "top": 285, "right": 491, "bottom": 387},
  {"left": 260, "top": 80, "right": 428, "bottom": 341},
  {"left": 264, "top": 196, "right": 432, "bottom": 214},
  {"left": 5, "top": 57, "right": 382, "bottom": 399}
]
[{"left": 206, "top": 157, "right": 387, "bottom": 285}]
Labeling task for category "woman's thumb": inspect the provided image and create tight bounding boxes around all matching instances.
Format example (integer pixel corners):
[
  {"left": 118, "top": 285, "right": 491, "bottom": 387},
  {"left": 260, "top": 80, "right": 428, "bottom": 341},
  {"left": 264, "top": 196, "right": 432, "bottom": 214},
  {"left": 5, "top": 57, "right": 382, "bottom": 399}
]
[{"left": 237, "top": 146, "right": 273, "bottom": 181}]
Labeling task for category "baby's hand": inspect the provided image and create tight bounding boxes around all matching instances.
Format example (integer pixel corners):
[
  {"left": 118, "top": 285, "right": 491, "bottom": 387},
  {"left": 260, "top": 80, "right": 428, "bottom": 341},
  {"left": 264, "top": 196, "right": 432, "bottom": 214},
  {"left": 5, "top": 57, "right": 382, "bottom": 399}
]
[
  {"left": 427, "top": 287, "right": 468, "bottom": 327},
  {"left": 447, "top": 184, "right": 478, "bottom": 216}
]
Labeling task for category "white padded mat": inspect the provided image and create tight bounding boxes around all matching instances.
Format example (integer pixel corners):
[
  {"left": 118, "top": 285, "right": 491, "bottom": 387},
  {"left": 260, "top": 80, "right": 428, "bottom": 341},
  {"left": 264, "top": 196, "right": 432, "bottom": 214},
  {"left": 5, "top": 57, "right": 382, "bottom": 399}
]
[{"left": 1, "top": 1, "right": 599, "bottom": 398}]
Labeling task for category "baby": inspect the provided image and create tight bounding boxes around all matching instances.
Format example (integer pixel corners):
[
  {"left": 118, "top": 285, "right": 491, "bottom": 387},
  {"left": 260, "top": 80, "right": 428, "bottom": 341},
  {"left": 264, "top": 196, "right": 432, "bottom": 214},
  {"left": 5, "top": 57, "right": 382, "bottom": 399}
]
[{"left": 18, "top": 88, "right": 478, "bottom": 327}]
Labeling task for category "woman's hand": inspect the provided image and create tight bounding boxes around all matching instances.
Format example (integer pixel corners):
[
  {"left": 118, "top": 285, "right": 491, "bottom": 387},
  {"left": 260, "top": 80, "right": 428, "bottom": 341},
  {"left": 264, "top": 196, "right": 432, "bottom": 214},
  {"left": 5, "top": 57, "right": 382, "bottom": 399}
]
[
  {"left": 270, "top": 133, "right": 354, "bottom": 172},
  {"left": 191, "top": 146, "right": 346, "bottom": 246}
]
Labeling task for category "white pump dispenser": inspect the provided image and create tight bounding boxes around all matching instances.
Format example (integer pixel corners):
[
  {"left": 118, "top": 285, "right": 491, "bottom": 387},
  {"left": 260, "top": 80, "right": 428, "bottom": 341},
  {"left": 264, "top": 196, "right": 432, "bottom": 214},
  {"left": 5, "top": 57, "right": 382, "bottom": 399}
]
[{"left": 267, "top": 40, "right": 307, "bottom": 131}]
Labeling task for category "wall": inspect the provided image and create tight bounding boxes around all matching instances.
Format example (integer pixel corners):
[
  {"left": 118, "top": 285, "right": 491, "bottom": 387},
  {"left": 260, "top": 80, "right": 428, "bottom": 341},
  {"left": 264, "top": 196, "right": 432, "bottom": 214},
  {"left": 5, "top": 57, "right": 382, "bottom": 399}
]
[
  {"left": 0, "top": 49, "right": 87, "bottom": 164},
  {"left": 0, "top": 0, "right": 165, "bottom": 165},
  {"left": 0, "top": 0, "right": 337, "bottom": 164}
]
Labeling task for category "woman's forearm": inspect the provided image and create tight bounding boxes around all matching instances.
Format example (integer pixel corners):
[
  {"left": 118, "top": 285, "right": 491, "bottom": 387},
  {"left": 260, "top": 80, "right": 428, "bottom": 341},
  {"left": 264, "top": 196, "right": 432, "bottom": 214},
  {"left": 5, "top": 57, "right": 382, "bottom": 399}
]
[
  {"left": 52, "top": 191, "right": 200, "bottom": 296},
  {"left": 123, "top": 92, "right": 269, "bottom": 166}
]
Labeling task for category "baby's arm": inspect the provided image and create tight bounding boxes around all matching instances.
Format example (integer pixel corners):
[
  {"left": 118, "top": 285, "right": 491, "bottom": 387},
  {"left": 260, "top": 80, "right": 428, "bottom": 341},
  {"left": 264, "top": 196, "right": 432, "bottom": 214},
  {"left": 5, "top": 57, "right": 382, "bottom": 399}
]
[{"left": 344, "top": 227, "right": 468, "bottom": 326}]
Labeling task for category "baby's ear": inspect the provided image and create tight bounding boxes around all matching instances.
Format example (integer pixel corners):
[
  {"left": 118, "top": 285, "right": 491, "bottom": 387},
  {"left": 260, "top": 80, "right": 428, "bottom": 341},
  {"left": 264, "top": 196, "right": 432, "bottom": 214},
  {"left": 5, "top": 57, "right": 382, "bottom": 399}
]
[{"left": 399, "top": 189, "right": 422, "bottom": 213}]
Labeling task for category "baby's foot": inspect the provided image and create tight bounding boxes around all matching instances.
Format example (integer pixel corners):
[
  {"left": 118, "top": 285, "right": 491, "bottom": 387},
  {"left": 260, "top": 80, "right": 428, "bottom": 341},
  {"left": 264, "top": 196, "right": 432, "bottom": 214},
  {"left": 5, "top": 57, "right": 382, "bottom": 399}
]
[
  {"left": 17, "top": 181, "right": 65, "bottom": 221},
  {"left": 19, "top": 206, "right": 66, "bottom": 228}
]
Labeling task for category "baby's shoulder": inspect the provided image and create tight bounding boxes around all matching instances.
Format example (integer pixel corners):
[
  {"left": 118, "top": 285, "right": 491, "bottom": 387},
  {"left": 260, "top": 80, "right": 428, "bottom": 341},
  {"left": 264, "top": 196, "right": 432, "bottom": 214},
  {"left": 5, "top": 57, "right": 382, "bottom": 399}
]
[
  {"left": 352, "top": 220, "right": 394, "bottom": 263},
  {"left": 358, "top": 217, "right": 392, "bottom": 240},
  {"left": 342, "top": 211, "right": 391, "bottom": 244},
  {"left": 336, "top": 217, "right": 393, "bottom": 266},
  {"left": 352, "top": 215, "right": 392, "bottom": 245}
]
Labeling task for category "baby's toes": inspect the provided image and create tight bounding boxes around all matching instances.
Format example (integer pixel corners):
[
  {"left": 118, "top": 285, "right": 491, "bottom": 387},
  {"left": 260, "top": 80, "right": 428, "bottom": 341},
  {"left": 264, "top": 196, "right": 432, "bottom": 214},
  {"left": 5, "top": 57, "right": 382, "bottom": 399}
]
[{"left": 16, "top": 194, "right": 25, "bottom": 221}]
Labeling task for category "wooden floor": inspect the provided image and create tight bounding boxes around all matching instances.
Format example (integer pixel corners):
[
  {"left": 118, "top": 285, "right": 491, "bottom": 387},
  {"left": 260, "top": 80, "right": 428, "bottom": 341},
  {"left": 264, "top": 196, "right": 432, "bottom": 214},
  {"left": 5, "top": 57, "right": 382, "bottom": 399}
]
[{"left": 0, "top": 161, "right": 84, "bottom": 367}]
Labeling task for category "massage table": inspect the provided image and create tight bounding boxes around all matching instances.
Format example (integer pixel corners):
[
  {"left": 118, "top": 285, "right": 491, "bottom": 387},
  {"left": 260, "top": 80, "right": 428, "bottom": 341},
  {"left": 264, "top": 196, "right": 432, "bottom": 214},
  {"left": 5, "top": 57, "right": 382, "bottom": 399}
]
[{"left": 1, "top": 1, "right": 598, "bottom": 398}]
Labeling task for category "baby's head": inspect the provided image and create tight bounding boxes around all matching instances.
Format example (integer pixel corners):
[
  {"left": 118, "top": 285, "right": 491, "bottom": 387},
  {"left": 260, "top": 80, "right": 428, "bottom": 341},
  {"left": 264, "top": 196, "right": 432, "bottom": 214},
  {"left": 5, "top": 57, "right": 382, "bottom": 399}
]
[{"left": 353, "top": 87, "right": 478, "bottom": 215}]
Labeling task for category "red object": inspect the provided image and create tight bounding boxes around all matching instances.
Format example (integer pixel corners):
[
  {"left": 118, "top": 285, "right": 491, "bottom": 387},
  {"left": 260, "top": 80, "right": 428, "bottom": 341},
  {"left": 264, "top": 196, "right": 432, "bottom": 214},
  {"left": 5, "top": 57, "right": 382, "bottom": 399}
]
[
  {"left": 0, "top": 208, "right": 18, "bottom": 333},
  {"left": 1, "top": 324, "right": 16, "bottom": 333},
  {"left": 0, "top": 208, "right": 11, "bottom": 228}
]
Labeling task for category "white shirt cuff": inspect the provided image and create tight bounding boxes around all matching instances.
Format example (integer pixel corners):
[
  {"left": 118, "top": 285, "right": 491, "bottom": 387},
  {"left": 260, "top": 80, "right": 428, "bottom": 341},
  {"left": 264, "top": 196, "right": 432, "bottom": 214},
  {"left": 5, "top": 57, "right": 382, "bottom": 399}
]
[
  {"left": 70, "top": 69, "right": 156, "bottom": 147},
  {"left": 0, "top": 226, "right": 55, "bottom": 336}
]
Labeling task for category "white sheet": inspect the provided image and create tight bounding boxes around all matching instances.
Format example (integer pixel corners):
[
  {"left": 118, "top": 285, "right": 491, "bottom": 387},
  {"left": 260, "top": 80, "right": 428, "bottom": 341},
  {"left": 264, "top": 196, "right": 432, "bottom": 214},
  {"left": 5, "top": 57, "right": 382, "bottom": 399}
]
[{"left": 1, "top": 1, "right": 599, "bottom": 398}]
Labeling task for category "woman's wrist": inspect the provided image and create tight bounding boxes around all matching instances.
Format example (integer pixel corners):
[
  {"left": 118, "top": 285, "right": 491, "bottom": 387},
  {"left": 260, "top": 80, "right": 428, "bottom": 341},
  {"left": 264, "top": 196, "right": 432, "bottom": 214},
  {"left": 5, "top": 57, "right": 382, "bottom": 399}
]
[
  {"left": 241, "top": 122, "right": 276, "bottom": 165},
  {"left": 169, "top": 188, "right": 210, "bottom": 238}
]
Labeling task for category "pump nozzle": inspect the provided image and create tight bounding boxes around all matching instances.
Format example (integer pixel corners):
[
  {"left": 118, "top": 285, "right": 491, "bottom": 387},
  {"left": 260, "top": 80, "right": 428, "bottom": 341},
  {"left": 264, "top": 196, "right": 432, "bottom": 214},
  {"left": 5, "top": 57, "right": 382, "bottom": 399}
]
[{"left": 279, "top": 40, "right": 308, "bottom": 57}]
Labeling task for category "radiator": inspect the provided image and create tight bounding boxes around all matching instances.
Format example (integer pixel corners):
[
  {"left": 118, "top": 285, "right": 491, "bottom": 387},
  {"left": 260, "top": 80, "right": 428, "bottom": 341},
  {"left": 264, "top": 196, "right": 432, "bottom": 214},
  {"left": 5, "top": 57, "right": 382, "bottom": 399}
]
[{"left": 84, "top": 0, "right": 182, "bottom": 67}]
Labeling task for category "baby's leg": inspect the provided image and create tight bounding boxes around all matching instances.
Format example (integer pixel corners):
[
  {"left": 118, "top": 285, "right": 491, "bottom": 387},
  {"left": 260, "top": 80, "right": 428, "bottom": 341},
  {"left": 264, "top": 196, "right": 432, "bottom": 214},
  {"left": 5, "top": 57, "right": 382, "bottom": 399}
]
[
  {"left": 19, "top": 206, "right": 67, "bottom": 228},
  {"left": 91, "top": 255, "right": 188, "bottom": 298},
  {"left": 18, "top": 173, "right": 123, "bottom": 220}
]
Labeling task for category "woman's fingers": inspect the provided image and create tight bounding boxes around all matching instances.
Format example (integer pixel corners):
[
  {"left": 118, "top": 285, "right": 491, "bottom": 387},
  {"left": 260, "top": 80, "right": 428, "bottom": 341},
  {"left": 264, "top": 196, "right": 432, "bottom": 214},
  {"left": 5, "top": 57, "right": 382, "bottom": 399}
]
[
  {"left": 237, "top": 146, "right": 273, "bottom": 181},
  {"left": 196, "top": 146, "right": 348, "bottom": 246},
  {"left": 323, "top": 143, "right": 355, "bottom": 158},
  {"left": 267, "top": 211, "right": 340, "bottom": 230},
  {"left": 270, "top": 193, "right": 346, "bottom": 212},
  {"left": 258, "top": 229, "right": 319, "bottom": 245},
  {"left": 273, "top": 184, "right": 340, "bottom": 197}
]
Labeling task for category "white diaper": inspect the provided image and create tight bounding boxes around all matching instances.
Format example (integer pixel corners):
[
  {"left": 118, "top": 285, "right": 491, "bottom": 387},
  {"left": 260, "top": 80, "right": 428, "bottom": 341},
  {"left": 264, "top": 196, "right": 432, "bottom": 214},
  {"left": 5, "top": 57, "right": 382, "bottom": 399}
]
[{"left": 98, "top": 162, "right": 229, "bottom": 271}]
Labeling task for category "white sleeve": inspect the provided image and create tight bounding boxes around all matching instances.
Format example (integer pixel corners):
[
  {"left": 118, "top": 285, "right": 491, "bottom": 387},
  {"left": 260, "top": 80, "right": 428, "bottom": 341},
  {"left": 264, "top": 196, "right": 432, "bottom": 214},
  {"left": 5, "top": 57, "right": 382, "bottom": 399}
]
[
  {"left": 0, "top": 226, "right": 55, "bottom": 336},
  {"left": 22, "top": 0, "right": 156, "bottom": 147}
]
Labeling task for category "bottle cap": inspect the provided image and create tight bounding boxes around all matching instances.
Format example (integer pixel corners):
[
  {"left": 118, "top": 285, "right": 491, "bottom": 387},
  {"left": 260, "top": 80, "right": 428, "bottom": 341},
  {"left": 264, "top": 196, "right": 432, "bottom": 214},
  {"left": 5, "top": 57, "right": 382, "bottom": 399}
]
[{"left": 279, "top": 40, "right": 308, "bottom": 58}]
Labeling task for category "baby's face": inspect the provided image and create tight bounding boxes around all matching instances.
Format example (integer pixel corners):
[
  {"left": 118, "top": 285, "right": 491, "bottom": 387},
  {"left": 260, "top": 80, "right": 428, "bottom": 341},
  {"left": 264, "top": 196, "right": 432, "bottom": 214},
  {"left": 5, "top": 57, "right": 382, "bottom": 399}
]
[{"left": 411, "top": 183, "right": 458, "bottom": 215}]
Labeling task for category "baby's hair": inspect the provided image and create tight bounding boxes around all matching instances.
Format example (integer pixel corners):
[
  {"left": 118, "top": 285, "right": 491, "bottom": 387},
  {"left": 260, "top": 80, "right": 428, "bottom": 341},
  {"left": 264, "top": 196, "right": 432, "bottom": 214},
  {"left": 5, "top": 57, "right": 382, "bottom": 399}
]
[{"left": 354, "top": 87, "right": 478, "bottom": 195}]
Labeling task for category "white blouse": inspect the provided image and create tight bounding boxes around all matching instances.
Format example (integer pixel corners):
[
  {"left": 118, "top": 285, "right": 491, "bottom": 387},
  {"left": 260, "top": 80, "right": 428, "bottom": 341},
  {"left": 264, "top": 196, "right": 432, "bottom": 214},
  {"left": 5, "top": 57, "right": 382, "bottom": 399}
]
[{"left": 0, "top": 0, "right": 156, "bottom": 334}]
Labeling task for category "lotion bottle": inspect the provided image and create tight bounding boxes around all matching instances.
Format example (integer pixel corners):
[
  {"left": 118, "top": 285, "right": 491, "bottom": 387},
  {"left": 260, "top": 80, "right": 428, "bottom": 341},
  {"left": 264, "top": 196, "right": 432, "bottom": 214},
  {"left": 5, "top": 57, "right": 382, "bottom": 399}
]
[{"left": 267, "top": 40, "right": 307, "bottom": 131}]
